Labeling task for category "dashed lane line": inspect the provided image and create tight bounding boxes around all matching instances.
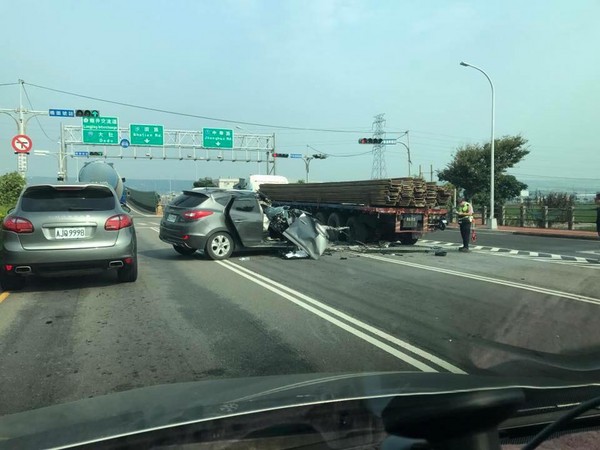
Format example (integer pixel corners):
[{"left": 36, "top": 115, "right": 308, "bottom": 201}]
[{"left": 418, "top": 240, "right": 600, "bottom": 264}]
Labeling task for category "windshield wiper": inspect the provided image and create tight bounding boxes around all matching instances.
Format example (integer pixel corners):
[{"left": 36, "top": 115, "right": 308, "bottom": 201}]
[{"left": 67, "top": 207, "right": 95, "bottom": 211}]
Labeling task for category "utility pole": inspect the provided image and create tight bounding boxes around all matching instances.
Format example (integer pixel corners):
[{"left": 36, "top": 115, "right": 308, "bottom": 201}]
[
  {"left": 430, "top": 164, "right": 433, "bottom": 182},
  {"left": 406, "top": 131, "right": 412, "bottom": 176},
  {"left": 0, "top": 80, "right": 47, "bottom": 178},
  {"left": 370, "top": 113, "right": 387, "bottom": 179}
]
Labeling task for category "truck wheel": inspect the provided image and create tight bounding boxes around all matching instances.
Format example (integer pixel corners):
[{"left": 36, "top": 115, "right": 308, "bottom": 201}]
[
  {"left": 327, "top": 212, "right": 347, "bottom": 241},
  {"left": 173, "top": 245, "right": 197, "bottom": 256},
  {"left": 315, "top": 212, "right": 327, "bottom": 225},
  {"left": 205, "top": 232, "right": 234, "bottom": 260},
  {"left": 346, "top": 217, "right": 368, "bottom": 243},
  {"left": 400, "top": 235, "right": 419, "bottom": 245}
]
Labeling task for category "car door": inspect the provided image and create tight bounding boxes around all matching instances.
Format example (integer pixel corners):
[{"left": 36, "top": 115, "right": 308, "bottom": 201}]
[{"left": 228, "top": 196, "right": 264, "bottom": 247}]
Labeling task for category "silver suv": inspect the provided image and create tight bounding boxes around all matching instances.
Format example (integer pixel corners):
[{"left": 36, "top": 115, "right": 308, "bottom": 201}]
[
  {"left": 0, "top": 184, "right": 137, "bottom": 290},
  {"left": 159, "top": 188, "right": 291, "bottom": 260}
]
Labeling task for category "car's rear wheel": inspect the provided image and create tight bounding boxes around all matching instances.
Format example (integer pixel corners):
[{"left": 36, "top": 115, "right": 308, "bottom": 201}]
[
  {"left": 205, "top": 232, "right": 234, "bottom": 260},
  {"left": 173, "top": 245, "right": 197, "bottom": 255},
  {"left": 0, "top": 272, "right": 25, "bottom": 291},
  {"left": 117, "top": 257, "right": 138, "bottom": 282}
]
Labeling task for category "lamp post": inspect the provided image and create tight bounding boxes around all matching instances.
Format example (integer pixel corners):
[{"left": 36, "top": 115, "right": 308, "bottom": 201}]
[
  {"left": 460, "top": 61, "right": 497, "bottom": 229},
  {"left": 33, "top": 143, "right": 67, "bottom": 181},
  {"left": 305, "top": 145, "right": 328, "bottom": 183}
]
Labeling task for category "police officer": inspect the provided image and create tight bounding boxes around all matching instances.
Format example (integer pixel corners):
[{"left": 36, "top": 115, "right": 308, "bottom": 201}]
[{"left": 456, "top": 197, "right": 474, "bottom": 252}]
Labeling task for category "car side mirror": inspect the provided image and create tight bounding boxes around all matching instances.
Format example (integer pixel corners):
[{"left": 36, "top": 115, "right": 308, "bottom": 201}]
[{"left": 121, "top": 177, "right": 126, "bottom": 182}]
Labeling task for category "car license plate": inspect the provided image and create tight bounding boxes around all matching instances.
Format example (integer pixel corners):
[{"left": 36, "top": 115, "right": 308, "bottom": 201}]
[
  {"left": 55, "top": 227, "right": 86, "bottom": 239},
  {"left": 167, "top": 214, "right": 177, "bottom": 223}
]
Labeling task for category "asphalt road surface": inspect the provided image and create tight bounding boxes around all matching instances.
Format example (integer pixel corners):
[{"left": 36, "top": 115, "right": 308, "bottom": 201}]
[{"left": 1, "top": 216, "right": 599, "bottom": 416}]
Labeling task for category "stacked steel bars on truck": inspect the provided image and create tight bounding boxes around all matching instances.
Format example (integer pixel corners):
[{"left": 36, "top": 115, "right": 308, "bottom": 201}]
[{"left": 260, "top": 178, "right": 453, "bottom": 208}]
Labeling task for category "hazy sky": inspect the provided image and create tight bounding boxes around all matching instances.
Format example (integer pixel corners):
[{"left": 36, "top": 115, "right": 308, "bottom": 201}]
[{"left": 1, "top": 0, "right": 598, "bottom": 185}]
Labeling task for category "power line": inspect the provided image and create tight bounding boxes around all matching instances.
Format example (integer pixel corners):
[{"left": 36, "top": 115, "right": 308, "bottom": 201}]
[
  {"left": 22, "top": 85, "right": 56, "bottom": 142},
  {"left": 325, "top": 150, "right": 373, "bottom": 158},
  {"left": 0, "top": 82, "right": 19, "bottom": 87},
  {"left": 25, "top": 81, "right": 407, "bottom": 134}
]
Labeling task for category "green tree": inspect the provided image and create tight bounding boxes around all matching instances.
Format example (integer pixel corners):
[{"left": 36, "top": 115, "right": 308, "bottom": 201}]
[
  {"left": 438, "top": 135, "right": 529, "bottom": 209},
  {"left": 296, "top": 179, "right": 306, "bottom": 184},
  {"left": 0, "top": 172, "right": 26, "bottom": 207},
  {"left": 193, "top": 177, "right": 216, "bottom": 188}
]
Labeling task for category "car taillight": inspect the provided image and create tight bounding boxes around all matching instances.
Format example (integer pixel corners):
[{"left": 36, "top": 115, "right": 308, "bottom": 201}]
[
  {"left": 2, "top": 216, "right": 34, "bottom": 233},
  {"left": 105, "top": 214, "right": 133, "bottom": 231},
  {"left": 182, "top": 210, "right": 213, "bottom": 221}
]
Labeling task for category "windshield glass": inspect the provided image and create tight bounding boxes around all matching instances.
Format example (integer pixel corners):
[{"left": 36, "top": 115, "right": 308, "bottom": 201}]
[
  {"left": 0, "top": 0, "right": 599, "bottom": 447},
  {"left": 170, "top": 192, "right": 209, "bottom": 208},
  {"left": 20, "top": 186, "right": 115, "bottom": 211}
]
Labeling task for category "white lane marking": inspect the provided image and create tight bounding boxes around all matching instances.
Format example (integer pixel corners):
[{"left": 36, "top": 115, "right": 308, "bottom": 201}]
[
  {"left": 578, "top": 250, "right": 600, "bottom": 256},
  {"left": 420, "top": 240, "right": 599, "bottom": 265},
  {"left": 128, "top": 203, "right": 157, "bottom": 217},
  {"left": 151, "top": 227, "right": 160, "bottom": 233},
  {"left": 218, "top": 260, "right": 466, "bottom": 374},
  {"left": 471, "top": 251, "right": 600, "bottom": 271},
  {"left": 360, "top": 253, "right": 600, "bottom": 306}
]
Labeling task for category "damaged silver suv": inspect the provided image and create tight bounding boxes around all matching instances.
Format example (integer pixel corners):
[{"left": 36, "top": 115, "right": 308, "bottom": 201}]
[{"left": 159, "top": 188, "right": 330, "bottom": 260}]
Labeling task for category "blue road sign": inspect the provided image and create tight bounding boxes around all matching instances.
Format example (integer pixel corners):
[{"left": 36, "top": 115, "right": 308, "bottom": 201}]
[
  {"left": 290, "top": 153, "right": 303, "bottom": 159},
  {"left": 120, "top": 138, "right": 130, "bottom": 148},
  {"left": 74, "top": 151, "right": 89, "bottom": 157},
  {"left": 49, "top": 109, "right": 75, "bottom": 118}
]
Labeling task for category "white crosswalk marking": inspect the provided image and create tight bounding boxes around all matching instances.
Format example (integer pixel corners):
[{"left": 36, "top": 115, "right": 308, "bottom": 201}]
[{"left": 418, "top": 239, "right": 600, "bottom": 266}]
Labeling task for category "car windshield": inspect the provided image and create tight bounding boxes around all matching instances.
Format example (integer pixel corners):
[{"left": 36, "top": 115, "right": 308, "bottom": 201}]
[
  {"left": 20, "top": 186, "right": 115, "bottom": 212},
  {"left": 1, "top": 1, "right": 599, "bottom": 448}
]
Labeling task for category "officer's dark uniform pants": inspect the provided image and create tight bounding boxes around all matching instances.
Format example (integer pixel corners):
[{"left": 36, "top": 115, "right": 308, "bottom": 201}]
[{"left": 459, "top": 219, "right": 471, "bottom": 249}]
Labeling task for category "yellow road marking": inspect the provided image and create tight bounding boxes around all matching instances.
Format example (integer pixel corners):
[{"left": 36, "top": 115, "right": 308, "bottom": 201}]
[{"left": 0, "top": 292, "right": 9, "bottom": 304}]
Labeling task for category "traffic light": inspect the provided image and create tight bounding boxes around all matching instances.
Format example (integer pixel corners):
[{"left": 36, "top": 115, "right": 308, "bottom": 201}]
[
  {"left": 89, "top": 151, "right": 104, "bottom": 157},
  {"left": 272, "top": 153, "right": 289, "bottom": 158},
  {"left": 76, "top": 110, "right": 100, "bottom": 117},
  {"left": 312, "top": 154, "right": 327, "bottom": 159},
  {"left": 358, "top": 138, "right": 383, "bottom": 144}
]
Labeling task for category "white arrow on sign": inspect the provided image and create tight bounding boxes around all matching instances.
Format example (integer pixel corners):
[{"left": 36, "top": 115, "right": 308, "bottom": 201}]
[
  {"left": 144, "top": 138, "right": 150, "bottom": 144},
  {"left": 216, "top": 142, "right": 221, "bottom": 146}
]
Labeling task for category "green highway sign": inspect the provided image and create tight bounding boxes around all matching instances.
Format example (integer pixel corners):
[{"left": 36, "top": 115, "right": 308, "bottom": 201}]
[
  {"left": 202, "top": 127, "right": 234, "bottom": 149},
  {"left": 82, "top": 117, "right": 119, "bottom": 144},
  {"left": 130, "top": 124, "right": 164, "bottom": 146}
]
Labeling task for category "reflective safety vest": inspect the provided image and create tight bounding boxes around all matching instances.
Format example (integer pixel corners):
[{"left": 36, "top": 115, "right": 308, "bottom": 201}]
[{"left": 458, "top": 202, "right": 473, "bottom": 223}]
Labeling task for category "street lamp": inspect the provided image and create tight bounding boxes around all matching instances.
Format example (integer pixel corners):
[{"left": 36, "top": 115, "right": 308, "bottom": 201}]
[
  {"left": 396, "top": 141, "right": 412, "bottom": 176},
  {"left": 460, "top": 61, "right": 497, "bottom": 229},
  {"left": 33, "top": 146, "right": 67, "bottom": 181}
]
